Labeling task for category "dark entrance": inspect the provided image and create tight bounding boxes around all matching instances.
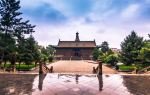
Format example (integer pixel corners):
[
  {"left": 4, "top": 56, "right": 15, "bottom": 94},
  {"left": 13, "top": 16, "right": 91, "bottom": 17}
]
[{"left": 74, "top": 48, "right": 80, "bottom": 57}]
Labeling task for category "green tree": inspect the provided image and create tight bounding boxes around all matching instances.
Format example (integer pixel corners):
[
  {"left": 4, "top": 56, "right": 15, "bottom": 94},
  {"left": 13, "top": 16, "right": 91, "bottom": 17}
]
[
  {"left": 100, "top": 41, "right": 109, "bottom": 54},
  {"left": 92, "top": 47, "right": 100, "bottom": 60},
  {"left": 46, "top": 45, "right": 55, "bottom": 56},
  {"left": 0, "top": 0, "right": 35, "bottom": 68},
  {"left": 46, "top": 45, "right": 55, "bottom": 62},
  {"left": 20, "top": 36, "right": 39, "bottom": 67},
  {"left": 105, "top": 54, "right": 118, "bottom": 66},
  {"left": 139, "top": 34, "right": 150, "bottom": 66},
  {"left": 120, "top": 31, "right": 144, "bottom": 65}
]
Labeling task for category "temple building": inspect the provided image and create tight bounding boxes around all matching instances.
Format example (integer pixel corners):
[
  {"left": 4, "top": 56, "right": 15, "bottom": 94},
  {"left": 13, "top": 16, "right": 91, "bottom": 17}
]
[{"left": 54, "top": 32, "right": 96, "bottom": 60}]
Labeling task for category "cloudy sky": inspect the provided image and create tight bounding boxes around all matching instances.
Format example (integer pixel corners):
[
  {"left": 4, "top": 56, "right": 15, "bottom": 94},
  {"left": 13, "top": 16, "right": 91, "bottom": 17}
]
[{"left": 20, "top": 0, "right": 150, "bottom": 48}]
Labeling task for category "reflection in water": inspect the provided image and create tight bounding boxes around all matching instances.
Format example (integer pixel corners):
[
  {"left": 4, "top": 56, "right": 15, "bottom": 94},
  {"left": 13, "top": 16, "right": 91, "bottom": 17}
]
[
  {"left": 32, "top": 74, "right": 150, "bottom": 95},
  {"left": 38, "top": 74, "right": 47, "bottom": 91},
  {"left": 0, "top": 74, "right": 37, "bottom": 95},
  {"left": 97, "top": 75, "right": 103, "bottom": 91},
  {"left": 75, "top": 74, "right": 80, "bottom": 84},
  {"left": 123, "top": 76, "right": 150, "bottom": 95}
]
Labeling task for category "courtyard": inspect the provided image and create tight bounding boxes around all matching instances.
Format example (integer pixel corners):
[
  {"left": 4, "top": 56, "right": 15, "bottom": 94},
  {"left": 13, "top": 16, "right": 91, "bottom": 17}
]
[{"left": 47, "top": 60, "right": 117, "bottom": 74}]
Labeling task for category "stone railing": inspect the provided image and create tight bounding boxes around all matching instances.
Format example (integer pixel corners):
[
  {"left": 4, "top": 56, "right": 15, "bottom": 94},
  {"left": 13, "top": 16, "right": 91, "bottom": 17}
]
[
  {"left": 39, "top": 62, "right": 53, "bottom": 74},
  {"left": 93, "top": 61, "right": 103, "bottom": 75}
]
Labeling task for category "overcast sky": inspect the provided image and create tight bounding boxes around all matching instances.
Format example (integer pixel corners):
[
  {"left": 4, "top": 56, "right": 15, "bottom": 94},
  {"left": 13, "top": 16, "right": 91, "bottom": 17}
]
[{"left": 20, "top": 0, "right": 150, "bottom": 48}]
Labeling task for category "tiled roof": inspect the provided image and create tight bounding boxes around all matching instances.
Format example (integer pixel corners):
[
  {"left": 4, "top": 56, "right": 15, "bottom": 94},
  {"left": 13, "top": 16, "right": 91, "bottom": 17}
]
[{"left": 57, "top": 41, "right": 96, "bottom": 48}]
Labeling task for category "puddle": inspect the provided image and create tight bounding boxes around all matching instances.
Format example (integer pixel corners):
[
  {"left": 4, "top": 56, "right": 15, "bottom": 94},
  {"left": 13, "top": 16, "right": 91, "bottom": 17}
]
[
  {"left": 32, "top": 74, "right": 150, "bottom": 95},
  {"left": 0, "top": 74, "right": 150, "bottom": 95}
]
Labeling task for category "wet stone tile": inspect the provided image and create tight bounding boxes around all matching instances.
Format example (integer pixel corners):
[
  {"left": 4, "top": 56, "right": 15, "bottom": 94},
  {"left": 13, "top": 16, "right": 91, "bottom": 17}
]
[{"left": 0, "top": 74, "right": 150, "bottom": 95}]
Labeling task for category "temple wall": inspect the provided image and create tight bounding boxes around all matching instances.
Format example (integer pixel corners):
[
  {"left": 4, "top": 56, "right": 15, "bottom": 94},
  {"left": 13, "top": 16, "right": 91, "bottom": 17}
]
[{"left": 55, "top": 48, "right": 94, "bottom": 60}]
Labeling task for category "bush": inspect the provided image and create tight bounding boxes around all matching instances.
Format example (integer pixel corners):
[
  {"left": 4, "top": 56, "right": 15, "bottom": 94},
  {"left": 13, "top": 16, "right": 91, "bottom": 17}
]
[
  {"left": 48, "top": 55, "right": 53, "bottom": 62},
  {"left": 41, "top": 54, "right": 48, "bottom": 62},
  {"left": 119, "top": 65, "right": 135, "bottom": 71},
  {"left": 105, "top": 54, "right": 118, "bottom": 66},
  {"left": 98, "top": 54, "right": 107, "bottom": 63}
]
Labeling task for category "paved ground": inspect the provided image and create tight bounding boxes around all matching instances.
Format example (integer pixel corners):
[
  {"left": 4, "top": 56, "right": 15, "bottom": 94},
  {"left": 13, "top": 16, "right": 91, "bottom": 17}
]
[
  {"left": 1, "top": 74, "right": 150, "bottom": 95},
  {"left": 47, "top": 60, "right": 117, "bottom": 74}
]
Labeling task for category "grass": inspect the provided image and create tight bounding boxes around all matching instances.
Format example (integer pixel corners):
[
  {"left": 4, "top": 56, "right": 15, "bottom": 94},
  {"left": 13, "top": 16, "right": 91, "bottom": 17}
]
[
  {"left": 1, "top": 62, "right": 36, "bottom": 71},
  {"left": 119, "top": 65, "right": 135, "bottom": 71}
]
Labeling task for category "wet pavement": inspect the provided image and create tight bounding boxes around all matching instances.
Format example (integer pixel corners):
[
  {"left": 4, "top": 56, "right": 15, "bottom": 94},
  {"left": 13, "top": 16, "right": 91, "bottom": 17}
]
[{"left": 0, "top": 74, "right": 150, "bottom": 95}]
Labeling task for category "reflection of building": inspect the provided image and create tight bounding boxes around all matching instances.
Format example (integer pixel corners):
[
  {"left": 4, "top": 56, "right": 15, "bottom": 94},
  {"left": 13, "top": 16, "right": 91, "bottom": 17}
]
[{"left": 54, "top": 32, "right": 96, "bottom": 60}]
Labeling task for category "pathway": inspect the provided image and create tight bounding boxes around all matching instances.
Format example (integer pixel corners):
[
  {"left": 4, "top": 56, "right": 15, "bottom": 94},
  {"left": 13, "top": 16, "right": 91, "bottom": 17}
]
[{"left": 47, "top": 60, "right": 117, "bottom": 74}]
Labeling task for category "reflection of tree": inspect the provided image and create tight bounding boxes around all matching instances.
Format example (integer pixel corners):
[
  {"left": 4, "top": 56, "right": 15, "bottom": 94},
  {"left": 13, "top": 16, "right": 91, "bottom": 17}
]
[
  {"left": 97, "top": 75, "right": 103, "bottom": 91},
  {"left": 123, "top": 76, "right": 150, "bottom": 95},
  {"left": 0, "top": 74, "right": 36, "bottom": 95},
  {"left": 38, "top": 74, "right": 47, "bottom": 91}
]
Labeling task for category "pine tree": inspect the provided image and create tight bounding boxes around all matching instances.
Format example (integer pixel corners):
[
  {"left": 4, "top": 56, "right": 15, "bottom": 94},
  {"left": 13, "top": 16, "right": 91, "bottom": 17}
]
[
  {"left": 100, "top": 41, "right": 109, "bottom": 54},
  {"left": 120, "top": 31, "right": 144, "bottom": 65},
  {"left": 0, "top": 0, "right": 35, "bottom": 67}
]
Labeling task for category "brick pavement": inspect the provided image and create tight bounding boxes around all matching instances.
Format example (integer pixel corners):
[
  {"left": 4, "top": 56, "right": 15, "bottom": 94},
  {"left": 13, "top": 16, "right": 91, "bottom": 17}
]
[{"left": 47, "top": 60, "right": 117, "bottom": 74}]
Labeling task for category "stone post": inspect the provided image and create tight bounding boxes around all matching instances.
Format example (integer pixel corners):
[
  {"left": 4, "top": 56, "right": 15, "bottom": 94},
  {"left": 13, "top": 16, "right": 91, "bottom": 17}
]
[
  {"left": 39, "top": 61, "right": 43, "bottom": 74},
  {"left": 50, "top": 66, "right": 53, "bottom": 73},
  {"left": 98, "top": 61, "right": 102, "bottom": 75}
]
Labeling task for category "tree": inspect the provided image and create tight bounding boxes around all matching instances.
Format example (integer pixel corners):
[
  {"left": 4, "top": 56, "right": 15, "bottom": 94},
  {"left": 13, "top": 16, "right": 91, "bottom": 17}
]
[
  {"left": 46, "top": 45, "right": 55, "bottom": 62},
  {"left": 100, "top": 41, "right": 109, "bottom": 54},
  {"left": 139, "top": 34, "right": 150, "bottom": 66},
  {"left": 0, "top": 0, "right": 35, "bottom": 68},
  {"left": 19, "top": 36, "right": 39, "bottom": 67},
  {"left": 92, "top": 47, "right": 100, "bottom": 60},
  {"left": 120, "top": 31, "right": 144, "bottom": 65},
  {"left": 46, "top": 45, "right": 55, "bottom": 56},
  {"left": 105, "top": 54, "right": 118, "bottom": 66}
]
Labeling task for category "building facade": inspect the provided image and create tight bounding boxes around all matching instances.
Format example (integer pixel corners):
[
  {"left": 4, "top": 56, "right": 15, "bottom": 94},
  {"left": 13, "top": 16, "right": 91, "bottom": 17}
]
[{"left": 54, "top": 32, "right": 96, "bottom": 60}]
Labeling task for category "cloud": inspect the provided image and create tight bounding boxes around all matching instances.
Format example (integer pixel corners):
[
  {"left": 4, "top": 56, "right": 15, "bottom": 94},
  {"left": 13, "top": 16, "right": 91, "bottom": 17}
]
[
  {"left": 19, "top": 0, "right": 150, "bottom": 49},
  {"left": 21, "top": 2, "right": 67, "bottom": 25},
  {"left": 42, "top": 0, "right": 94, "bottom": 17},
  {"left": 121, "top": 4, "right": 140, "bottom": 19}
]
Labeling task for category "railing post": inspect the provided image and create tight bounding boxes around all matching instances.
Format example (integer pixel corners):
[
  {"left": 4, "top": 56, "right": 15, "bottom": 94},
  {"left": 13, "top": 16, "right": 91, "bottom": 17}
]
[
  {"left": 93, "top": 67, "right": 96, "bottom": 73},
  {"left": 39, "top": 61, "right": 43, "bottom": 74},
  {"left": 50, "top": 66, "right": 53, "bottom": 73},
  {"left": 98, "top": 61, "right": 102, "bottom": 75}
]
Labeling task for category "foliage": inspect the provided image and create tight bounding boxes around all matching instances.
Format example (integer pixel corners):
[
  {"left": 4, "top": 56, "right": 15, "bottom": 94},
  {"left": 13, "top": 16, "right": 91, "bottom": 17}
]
[
  {"left": 98, "top": 50, "right": 106, "bottom": 62},
  {"left": 119, "top": 65, "right": 135, "bottom": 71},
  {"left": 100, "top": 41, "right": 109, "bottom": 54},
  {"left": 1, "top": 63, "right": 35, "bottom": 70},
  {"left": 48, "top": 55, "right": 53, "bottom": 62},
  {"left": 105, "top": 54, "right": 118, "bottom": 66},
  {"left": 120, "top": 31, "right": 144, "bottom": 65},
  {"left": 139, "top": 35, "right": 150, "bottom": 65},
  {"left": 92, "top": 47, "right": 100, "bottom": 60},
  {"left": 46, "top": 45, "right": 55, "bottom": 56},
  {"left": 41, "top": 54, "right": 48, "bottom": 63},
  {"left": 0, "top": 0, "right": 35, "bottom": 66}
]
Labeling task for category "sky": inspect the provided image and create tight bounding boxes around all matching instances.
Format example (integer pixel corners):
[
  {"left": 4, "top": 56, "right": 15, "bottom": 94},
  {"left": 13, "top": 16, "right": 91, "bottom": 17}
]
[{"left": 20, "top": 0, "right": 150, "bottom": 48}]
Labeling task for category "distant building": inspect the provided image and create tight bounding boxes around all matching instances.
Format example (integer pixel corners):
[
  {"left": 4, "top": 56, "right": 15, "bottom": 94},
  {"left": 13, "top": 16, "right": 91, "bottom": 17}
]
[
  {"left": 111, "top": 48, "right": 121, "bottom": 53},
  {"left": 54, "top": 32, "right": 96, "bottom": 60}
]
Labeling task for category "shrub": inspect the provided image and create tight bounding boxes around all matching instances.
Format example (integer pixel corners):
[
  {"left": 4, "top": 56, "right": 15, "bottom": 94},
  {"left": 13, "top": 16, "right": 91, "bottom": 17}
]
[
  {"left": 48, "top": 55, "right": 53, "bottom": 62},
  {"left": 105, "top": 54, "right": 118, "bottom": 66}
]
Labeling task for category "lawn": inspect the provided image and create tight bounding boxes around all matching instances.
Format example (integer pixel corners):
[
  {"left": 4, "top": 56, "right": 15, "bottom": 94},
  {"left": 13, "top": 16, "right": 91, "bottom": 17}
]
[
  {"left": 119, "top": 65, "right": 135, "bottom": 71},
  {"left": 1, "top": 63, "right": 36, "bottom": 71}
]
